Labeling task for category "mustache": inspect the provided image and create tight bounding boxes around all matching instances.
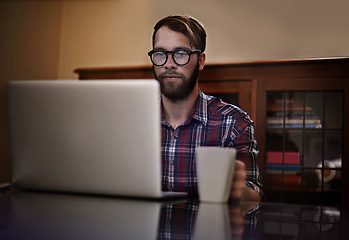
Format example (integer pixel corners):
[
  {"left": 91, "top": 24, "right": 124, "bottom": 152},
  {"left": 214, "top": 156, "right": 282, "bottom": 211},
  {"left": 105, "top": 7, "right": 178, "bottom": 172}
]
[{"left": 158, "top": 71, "right": 184, "bottom": 79}]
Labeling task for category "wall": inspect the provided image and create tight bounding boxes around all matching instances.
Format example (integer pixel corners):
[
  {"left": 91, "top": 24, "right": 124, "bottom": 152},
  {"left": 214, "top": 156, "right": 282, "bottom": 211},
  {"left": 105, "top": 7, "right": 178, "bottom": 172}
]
[
  {"left": 0, "top": 0, "right": 348, "bottom": 183},
  {"left": 0, "top": 1, "right": 63, "bottom": 182},
  {"left": 58, "top": 0, "right": 155, "bottom": 79},
  {"left": 152, "top": 0, "right": 349, "bottom": 63}
]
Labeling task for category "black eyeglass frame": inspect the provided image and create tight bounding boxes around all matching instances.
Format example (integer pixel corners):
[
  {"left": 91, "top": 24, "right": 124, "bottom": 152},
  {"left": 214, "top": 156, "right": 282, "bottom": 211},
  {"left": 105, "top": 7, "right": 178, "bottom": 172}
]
[{"left": 147, "top": 49, "right": 202, "bottom": 66}]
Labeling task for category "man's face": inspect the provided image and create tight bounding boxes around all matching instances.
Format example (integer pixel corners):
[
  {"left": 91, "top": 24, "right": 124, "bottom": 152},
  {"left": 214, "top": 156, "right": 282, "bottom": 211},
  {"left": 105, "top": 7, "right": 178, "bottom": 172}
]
[{"left": 152, "top": 26, "right": 205, "bottom": 101}]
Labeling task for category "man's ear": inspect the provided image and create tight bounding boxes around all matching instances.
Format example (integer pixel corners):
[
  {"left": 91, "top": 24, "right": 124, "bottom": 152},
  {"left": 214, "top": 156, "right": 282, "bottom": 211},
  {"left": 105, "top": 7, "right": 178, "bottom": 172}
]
[{"left": 199, "top": 52, "right": 206, "bottom": 71}]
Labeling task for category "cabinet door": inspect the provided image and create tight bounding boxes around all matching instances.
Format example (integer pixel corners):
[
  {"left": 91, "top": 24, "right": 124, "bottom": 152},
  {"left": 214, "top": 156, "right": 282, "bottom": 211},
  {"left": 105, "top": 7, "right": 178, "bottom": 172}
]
[
  {"left": 264, "top": 90, "right": 344, "bottom": 206},
  {"left": 198, "top": 80, "right": 256, "bottom": 121}
]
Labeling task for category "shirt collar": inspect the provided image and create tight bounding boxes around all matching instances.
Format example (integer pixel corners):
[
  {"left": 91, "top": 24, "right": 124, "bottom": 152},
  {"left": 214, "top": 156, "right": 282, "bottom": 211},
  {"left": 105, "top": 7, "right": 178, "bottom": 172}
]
[
  {"left": 160, "top": 89, "right": 208, "bottom": 127},
  {"left": 192, "top": 89, "right": 208, "bottom": 126}
]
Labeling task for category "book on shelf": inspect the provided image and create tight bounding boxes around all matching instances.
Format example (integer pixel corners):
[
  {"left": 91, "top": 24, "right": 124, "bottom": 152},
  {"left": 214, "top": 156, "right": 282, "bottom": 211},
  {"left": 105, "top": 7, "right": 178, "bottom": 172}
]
[
  {"left": 265, "top": 163, "right": 302, "bottom": 176},
  {"left": 265, "top": 164, "right": 302, "bottom": 170},
  {"left": 266, "top": 152, "right": 300, "bottom": 165},
  {"left": 265, "top": 169, "right": 301, "bottom": 175},
  {"left": 267, "top": 104, "right": 322, "bottom": 128},
  {"left": 267, "top": 105, "right": 312, "bottom": 112},
  {"left": 265, "top": 152, "right": 303, "bottom": 187},
  {"left": 264, "top": 174, "right": 302, "bottom": 187},
  {"left": 266, "top": 110, "right": 322, "bottom": 128},
  {"left": 266, "top": 118, "right": 321, "bottom": 125},
  {"left": 267, "top": 124, "right": 322, "bottom": 129}
]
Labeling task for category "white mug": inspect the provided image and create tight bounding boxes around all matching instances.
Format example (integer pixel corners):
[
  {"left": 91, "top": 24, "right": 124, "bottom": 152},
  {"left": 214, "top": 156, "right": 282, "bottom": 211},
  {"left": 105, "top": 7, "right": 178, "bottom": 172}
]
[{"left": 196, "top": 146, "right": 236, "bottom": 203}]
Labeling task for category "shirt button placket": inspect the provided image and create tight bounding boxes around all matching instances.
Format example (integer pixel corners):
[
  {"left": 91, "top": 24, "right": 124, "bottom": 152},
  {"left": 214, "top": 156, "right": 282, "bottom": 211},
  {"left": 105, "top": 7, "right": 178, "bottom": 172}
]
[
  {"left": 171, "top": 129, "right": 178, "bottom": 169},
  {"left": 174, "top": 128, "right": 179, "bottom": 139},
  {"left": 169, "top": 128, "right": 179, "bottom": 192}
]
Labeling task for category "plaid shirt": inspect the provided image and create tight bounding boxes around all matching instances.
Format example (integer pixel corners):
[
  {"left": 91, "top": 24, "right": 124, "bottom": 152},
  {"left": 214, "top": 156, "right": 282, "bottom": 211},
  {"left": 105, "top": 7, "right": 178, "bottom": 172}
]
[{"left": 161, "top": 90, "right": 263, "bottom": 199}]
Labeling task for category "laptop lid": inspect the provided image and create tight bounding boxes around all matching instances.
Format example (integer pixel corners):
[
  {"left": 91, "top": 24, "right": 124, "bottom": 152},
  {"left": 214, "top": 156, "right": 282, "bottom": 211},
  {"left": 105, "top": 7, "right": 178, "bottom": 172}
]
[{"left": 7, "top": 80, "right": 177, "bottom": 198}]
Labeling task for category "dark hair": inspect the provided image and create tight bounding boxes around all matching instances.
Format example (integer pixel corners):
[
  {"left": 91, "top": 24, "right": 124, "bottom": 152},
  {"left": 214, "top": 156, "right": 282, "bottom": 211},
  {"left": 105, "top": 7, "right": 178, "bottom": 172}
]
[{"left": 152, "top": 15, "right": 207, "bottom": 52}]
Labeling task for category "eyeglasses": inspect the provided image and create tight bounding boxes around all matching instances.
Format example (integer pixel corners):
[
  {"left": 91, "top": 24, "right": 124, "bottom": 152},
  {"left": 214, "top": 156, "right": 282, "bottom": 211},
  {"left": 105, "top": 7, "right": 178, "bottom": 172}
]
[{"left": 148, "top": 49, "right": 202, "bottom": 66}]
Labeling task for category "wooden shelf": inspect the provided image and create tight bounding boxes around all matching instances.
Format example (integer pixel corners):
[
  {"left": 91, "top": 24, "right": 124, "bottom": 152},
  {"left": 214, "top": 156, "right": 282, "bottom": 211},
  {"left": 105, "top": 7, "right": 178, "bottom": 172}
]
[{"left": 265, "top": 186, "right": 341, "bottom": 193}]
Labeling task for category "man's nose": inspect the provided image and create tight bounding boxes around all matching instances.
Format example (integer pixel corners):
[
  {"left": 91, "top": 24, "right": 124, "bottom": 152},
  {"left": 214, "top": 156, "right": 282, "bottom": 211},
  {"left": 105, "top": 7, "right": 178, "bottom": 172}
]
[{"left": 164, "top": 53, "right": 177, "bottom": 69}]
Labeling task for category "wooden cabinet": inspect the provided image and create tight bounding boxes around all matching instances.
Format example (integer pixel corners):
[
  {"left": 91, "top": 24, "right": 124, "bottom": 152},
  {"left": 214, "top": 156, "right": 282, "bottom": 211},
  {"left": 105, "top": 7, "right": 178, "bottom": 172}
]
[{"left": 75, "top": 57, "right": 349, "bottom": 206}]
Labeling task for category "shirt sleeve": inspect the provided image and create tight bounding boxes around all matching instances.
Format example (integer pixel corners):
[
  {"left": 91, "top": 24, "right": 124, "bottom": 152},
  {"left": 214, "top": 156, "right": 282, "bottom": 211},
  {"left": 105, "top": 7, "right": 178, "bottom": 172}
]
[{"left": 231, "top": 117, "right": 264, "bottom": 200}]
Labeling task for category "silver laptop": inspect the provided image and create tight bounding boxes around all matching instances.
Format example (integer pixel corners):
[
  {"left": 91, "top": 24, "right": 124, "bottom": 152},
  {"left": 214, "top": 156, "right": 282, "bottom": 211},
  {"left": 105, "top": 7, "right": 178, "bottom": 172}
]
[{"left": 7, "top": 80, "right": 186, "bottom": 199}]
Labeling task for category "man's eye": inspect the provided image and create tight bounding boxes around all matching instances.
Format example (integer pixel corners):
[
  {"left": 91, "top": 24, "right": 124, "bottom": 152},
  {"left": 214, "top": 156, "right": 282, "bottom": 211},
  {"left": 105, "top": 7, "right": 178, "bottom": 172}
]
[
  {"left": 154, "top": 52, "right": 166, "bottom": 57},
  {"left": 175, "top": 51, "right": 188, "bottom": 58}
]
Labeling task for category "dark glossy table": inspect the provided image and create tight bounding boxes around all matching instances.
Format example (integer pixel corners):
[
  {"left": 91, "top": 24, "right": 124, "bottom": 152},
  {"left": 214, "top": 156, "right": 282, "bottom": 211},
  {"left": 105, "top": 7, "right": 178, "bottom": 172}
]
[{"left": 0, "top": 188, "right": 348, "bottom": 240}]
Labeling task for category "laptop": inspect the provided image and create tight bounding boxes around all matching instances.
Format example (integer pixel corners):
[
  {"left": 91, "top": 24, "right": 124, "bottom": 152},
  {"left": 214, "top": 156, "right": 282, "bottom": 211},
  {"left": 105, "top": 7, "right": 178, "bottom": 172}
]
[{"left": 7, "top": 80, "right": 186, "bottom": 199}]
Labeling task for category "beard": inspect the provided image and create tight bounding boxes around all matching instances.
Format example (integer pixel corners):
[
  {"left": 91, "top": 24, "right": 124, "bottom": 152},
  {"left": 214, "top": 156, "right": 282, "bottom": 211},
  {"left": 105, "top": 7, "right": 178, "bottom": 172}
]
[{"left": 153, "top": 62, "right": 200, "bottom": 102}]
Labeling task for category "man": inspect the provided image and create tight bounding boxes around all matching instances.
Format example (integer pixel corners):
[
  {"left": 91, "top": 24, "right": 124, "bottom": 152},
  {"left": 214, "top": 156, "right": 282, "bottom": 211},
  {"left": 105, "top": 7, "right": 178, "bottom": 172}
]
[{"left": 148, "top": 15, "right": 263, "bottom": 202}]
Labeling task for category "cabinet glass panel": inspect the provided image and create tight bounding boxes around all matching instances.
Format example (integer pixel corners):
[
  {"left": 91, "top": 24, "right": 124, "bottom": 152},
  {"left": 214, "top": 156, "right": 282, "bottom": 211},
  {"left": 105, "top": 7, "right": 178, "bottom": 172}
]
[
  {"left": 304, "top": 130, "right": 323, "bottom": 168},
  {"left": 266, "top": 129, "right": 283, "bottom": 152},
  {"left": 266, "top": 129, "right": 303, "bottom": 166},
  {"left": 284, "top": 190, "right": 302, "bottom": 204},
  {"left": 266, "top": 92, "right": 284, "bottom": 128},
  {"left": 320, "top": 167, "right": 342, "bottom": 192},
  {"left": 305, "top": 92, "right": 323, "bottom": 129},
  {"left": 302, "top": 169, "right": 318, "bottom": 190},
  {"left": 285, "top": 92, "right": 304, "bottom": 128},
  {"left": 264, "top": 90, "right": 343, "bottom": 206},
  {"left": 323, "top": 130, "right": 342, "bottom": 192},
  {"left": 325, "top": 92, "right": 343, "bottom": 129},
  {"left": 324, "top": 131, "right": 343, "bottom": 162},
  {"left": 284, "top": 130, "right": 303, "bottom": 155}
]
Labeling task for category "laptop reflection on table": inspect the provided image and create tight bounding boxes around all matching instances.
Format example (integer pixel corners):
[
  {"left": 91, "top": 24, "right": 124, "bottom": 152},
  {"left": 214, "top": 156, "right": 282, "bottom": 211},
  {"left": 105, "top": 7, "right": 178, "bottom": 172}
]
[{"left": 5, "top": 191, "right": 179, "bottom": 240}]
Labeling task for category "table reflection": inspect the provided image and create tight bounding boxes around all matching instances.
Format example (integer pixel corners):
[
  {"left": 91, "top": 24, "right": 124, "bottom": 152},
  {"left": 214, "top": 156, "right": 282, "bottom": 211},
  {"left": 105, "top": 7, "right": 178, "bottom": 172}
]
[
  {"left": 2, "top": 191, "right": 260, "bottom": 240},
  {"left": 158, "top": 199, "right": 260, "bottom": 240},
  {"left": 4, "top": 190, "right": 344, "bottom": 239}
]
